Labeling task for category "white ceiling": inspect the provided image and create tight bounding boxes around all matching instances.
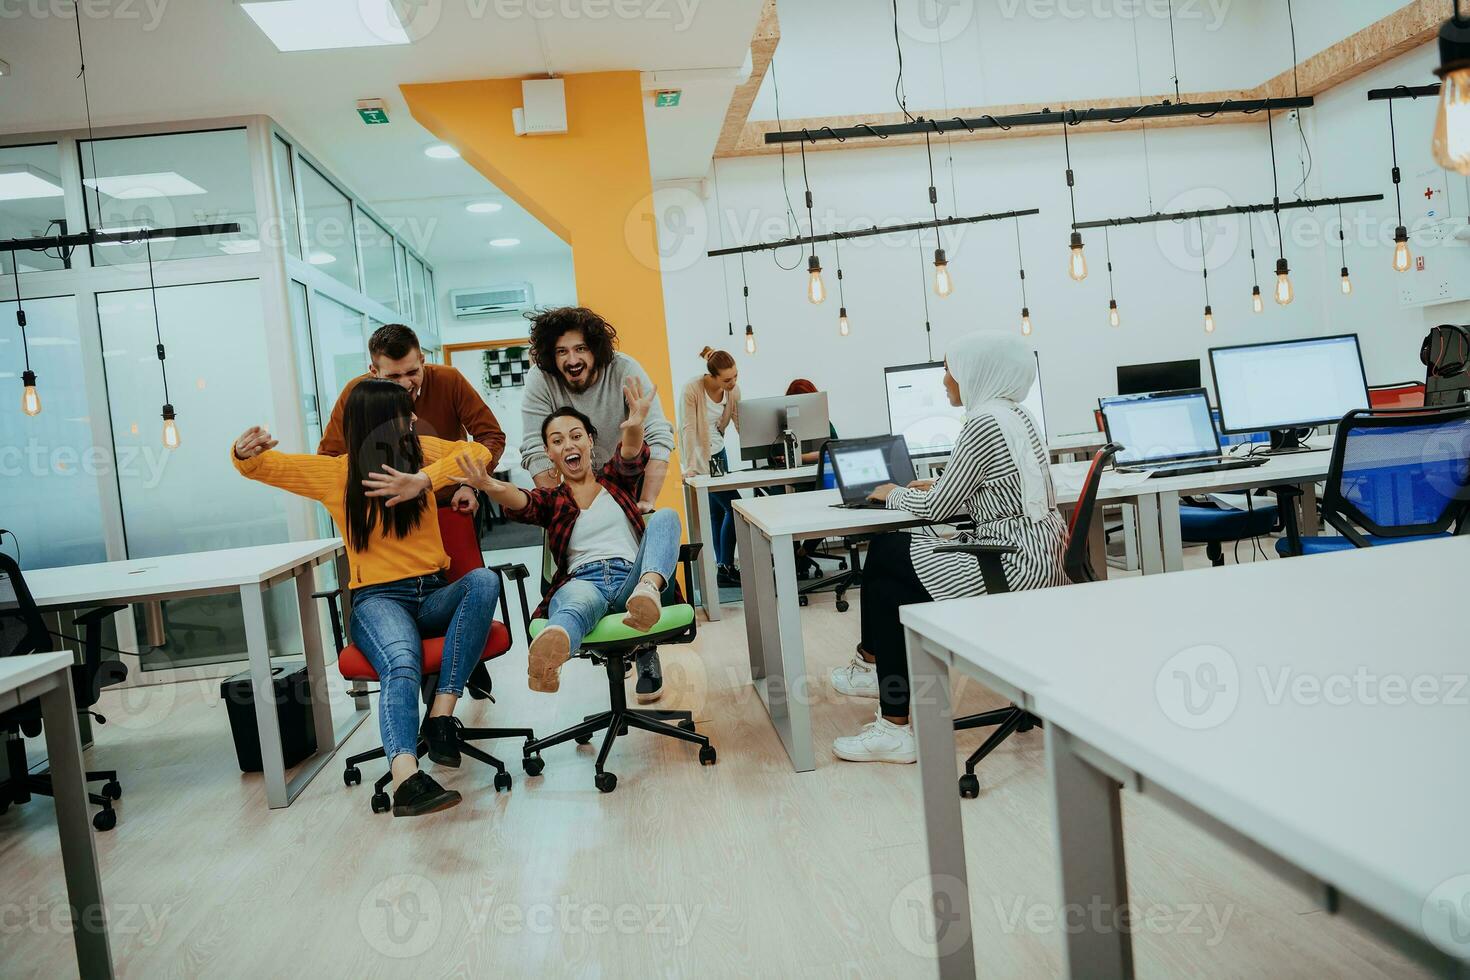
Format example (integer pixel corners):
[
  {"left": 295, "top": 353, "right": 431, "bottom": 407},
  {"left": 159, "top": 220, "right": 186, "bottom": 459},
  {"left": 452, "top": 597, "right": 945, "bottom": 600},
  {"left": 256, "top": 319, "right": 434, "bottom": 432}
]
[{"left": 0, "top": 0, "right": 763, "bottom": 262}]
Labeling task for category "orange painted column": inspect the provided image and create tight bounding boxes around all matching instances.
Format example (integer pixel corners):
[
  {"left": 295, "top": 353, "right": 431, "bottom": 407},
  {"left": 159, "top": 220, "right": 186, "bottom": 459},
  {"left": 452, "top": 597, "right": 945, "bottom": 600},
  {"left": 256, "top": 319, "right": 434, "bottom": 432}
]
[{"left": 402, "top": 72, "right": 682, "bottom": 509}]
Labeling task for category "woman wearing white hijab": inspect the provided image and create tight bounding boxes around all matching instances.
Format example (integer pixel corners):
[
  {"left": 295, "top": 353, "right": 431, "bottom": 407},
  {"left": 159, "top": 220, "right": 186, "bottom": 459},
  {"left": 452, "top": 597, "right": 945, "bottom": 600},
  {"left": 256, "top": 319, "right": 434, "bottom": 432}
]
[{"left": 830, "top": 331, "right": 1067, "bottom": 764}]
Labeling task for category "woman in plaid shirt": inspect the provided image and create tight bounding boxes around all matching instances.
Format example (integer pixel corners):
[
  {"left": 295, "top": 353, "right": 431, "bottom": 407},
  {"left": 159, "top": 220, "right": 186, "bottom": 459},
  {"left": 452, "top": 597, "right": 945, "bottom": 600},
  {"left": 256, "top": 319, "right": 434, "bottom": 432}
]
[{"left": 455, "top": 378, "right": 681, "bottom": 694}]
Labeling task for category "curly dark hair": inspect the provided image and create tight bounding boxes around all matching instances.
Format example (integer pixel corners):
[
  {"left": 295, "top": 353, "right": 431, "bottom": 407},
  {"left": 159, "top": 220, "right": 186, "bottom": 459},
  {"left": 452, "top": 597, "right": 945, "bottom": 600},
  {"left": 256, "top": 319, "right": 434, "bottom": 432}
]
[{"left": 526, "top": 306, "right": 619, "bottom": 374}]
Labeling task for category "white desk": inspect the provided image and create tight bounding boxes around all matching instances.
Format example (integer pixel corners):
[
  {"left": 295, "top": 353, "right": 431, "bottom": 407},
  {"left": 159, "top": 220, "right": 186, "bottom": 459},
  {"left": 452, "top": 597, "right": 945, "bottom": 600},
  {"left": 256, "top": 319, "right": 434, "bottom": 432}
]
[
  {"left": 1, "top": 652, "right": 112, "bottom": 978},
  {"left": 683, "top": 465, "right": 816, "bottom": 621},
  {"left": 732, "top": 490, "right": 927, "bottom": 770},
  {"left": 902, "top": 537, "right": 1470, "bottom": 978},
  {"left": 24, "top": 540, "right": 367, "bottom": 810},
  {"left": 1048, "top": 430, "right": 1108, "bottom": 460}
]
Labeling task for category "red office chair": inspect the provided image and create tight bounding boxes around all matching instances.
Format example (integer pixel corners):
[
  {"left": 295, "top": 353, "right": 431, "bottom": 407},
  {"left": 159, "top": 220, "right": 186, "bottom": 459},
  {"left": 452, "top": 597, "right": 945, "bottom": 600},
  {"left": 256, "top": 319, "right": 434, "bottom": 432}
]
[
  {"left": 1367, "top": 381, "right": 1426, "bottom": 410},
  {"left": 318, "top": 508, "right": 542, "bottom": 814},
  {"left": 935, "top": 443, "right": 1120, "bottom": 798}
]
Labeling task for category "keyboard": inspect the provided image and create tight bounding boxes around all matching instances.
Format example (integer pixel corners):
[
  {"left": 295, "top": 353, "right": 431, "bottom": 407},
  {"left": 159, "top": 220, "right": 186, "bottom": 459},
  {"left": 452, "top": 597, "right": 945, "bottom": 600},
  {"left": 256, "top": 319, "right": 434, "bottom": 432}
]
[{"left": 1135, "top": 456, "right": 1268, "bottom": 479}]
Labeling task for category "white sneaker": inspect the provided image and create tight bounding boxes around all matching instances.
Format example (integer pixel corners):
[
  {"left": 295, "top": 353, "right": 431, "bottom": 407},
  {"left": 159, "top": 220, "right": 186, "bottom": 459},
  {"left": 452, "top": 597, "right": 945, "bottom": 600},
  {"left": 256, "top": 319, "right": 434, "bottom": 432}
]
[
  {"left": 833, "top": 713, "right": 916, "bottom": 764},
  {"left": 830, "top": 654, "right": 880, "bottom": 699}
]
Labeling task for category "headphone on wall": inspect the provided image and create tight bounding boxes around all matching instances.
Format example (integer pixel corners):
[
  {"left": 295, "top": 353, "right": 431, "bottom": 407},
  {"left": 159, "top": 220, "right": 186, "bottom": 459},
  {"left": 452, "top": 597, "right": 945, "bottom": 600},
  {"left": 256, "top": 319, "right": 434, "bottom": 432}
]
[{"left": 1421, "top": 324, "right": 1470, "bottom": 379}]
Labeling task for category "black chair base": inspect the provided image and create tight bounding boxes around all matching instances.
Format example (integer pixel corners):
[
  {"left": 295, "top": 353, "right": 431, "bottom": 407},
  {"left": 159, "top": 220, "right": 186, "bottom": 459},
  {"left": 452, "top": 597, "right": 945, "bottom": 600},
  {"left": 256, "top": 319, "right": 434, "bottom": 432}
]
[
  {"left": 0, "top": 762, "right": 122, "bottom": 831},
  {"left": 954, "top": 705, "right": 1039, "bottom": 799},
  {"left": 522, "top": 649, "right": 716, "bottom": 793},
  {"left": 344, "top": 723, "right": 539, "bottom": 814}
]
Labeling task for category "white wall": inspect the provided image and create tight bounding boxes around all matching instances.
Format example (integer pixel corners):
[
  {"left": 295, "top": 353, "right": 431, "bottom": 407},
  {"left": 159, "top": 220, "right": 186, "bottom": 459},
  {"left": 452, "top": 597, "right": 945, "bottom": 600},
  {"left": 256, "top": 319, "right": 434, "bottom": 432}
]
[{"left": 657, "top": 37, "right": 1463, "bottom": 440}]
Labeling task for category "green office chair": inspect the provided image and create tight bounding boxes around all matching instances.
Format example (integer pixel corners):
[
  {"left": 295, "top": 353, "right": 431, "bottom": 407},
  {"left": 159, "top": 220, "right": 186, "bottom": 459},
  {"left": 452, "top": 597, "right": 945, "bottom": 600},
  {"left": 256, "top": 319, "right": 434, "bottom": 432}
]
[{"left": 505, "top": 535, "right": 715, "bottom": 793}]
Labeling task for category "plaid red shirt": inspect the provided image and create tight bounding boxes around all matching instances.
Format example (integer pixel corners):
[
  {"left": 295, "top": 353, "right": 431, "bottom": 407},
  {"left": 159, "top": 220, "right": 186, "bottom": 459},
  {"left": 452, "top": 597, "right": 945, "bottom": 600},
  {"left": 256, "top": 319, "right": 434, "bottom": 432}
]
[{"left": 505, "top": 443, "right": 674, "bottom": 619}]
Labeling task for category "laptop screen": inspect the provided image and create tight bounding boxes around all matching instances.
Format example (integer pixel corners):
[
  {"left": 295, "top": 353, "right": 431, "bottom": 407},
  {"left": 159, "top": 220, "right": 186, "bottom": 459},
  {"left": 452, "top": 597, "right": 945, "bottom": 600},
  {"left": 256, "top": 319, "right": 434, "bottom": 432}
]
[
  {"left": 1100, "top": 389, "right": 1219, "bottom": 466},
  {"left": 830, "top": 436, "right": 916, "bottom": 497}
]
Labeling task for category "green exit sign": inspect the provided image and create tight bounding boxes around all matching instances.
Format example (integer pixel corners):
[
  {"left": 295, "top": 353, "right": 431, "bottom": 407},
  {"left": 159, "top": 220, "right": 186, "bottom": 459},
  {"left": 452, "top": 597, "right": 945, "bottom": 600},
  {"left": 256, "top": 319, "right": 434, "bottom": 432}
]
[
  {"left": 356, "top": 100, "right": 390, "bottom": 125},
  {"left": 654, "top": 89, "right": 681, "bottom": 108}
]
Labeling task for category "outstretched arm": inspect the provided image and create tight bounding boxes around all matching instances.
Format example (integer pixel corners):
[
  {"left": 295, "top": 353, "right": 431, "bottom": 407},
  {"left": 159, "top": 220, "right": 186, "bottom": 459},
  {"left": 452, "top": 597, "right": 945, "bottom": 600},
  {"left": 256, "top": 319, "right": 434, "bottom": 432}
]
[{"left": 453, "top": 451, "right": 531, "bottom": 513}]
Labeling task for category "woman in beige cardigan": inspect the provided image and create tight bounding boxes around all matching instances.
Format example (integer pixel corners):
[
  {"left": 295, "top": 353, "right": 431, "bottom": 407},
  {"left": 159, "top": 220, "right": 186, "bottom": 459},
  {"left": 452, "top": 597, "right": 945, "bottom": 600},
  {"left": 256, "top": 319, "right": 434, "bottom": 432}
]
[{"left": 679, "top": 347, "right": 741, "bottom": 584}]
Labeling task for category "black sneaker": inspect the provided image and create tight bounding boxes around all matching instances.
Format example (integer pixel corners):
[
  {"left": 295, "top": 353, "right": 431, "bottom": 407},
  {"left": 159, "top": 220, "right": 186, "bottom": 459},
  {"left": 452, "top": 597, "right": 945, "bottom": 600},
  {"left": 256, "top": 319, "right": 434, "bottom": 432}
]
[
  {"left": 716, "top": 564, "right": 741, "bottom": 587},
  {"left": 635, "top": 646, "right": 663, "bottom": 704},
  {"left": 392, "top": 771, "right": 461, "bottom": 817},
  {"left": 423, "top": 716, "right": 462, "bottom": 768}
]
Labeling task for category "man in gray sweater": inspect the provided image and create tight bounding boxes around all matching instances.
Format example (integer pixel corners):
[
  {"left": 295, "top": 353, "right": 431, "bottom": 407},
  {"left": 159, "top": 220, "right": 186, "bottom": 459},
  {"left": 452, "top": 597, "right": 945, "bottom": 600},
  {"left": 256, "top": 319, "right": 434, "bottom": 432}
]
[{"left": 519, "top": 306, "right": 678, "bottom": 701}]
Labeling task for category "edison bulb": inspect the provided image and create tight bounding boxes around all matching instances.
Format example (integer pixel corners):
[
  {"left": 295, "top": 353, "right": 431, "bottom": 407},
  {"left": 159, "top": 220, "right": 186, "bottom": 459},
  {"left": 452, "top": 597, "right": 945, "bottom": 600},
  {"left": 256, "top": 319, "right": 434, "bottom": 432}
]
[
  {"left": 744, "top": 326, "right": 756, "bottom": 355},
  {"left": 1020, "top": 307, "right": 1033, "bottom": 336},
  {"left": 162, "top": 416, "right": 181, "bottom": 450},
  {"left": 1251, "top": 286, "right": 1265, "bottom": 314},
  {"left": 1393, "top": 227, "right": 1412, "bottom": 273},
  {"left": 1433, "top": 67, "right": 1470, "bottom": 175},
  {"left": 1067, "top": 232, "right": 1088, "bottom": 282},
  {"left": 1274, "top": 259, "right": 1294, "bottom": 306},
  {"left": 1203, "top": 305, "right": 1216, "bottom": 334},
  {"left": 20, "top": 370, "right": 40, "bottom": 417},
  {"left": 1340, "top": 267, "right": 1353, "bottom": 295},
  {"left": 1108, "top": 300, "right": 1120, "bottom": 328},
  {"left": 806, "top": 255, "right": 826, "bottom": 305},
  {"left": 838, "top": 307, "right": 850, "bottom": 337},
  {"left": 932, "top": 248, "right": 953, "bottom": 297}
]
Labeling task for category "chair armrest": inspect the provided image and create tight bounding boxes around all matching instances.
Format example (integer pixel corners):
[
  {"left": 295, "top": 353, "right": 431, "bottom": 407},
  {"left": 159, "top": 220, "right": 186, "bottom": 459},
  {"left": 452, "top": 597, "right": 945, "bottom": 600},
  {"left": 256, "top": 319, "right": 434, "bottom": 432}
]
[
  {"left": 489, "top": 562, "right": 534, "bottom": 637},
  {"left": 311, "top": 589, "right": 346, "bottom": 653},
  {"left": 71, "top": 605, "right": 128, "bottom": 703},
  {"left": 675, "top": 544, "right": 703, "bottom": 639},
  {"left": 931, "top": 542, "right": 1017, "bottom": 595}
]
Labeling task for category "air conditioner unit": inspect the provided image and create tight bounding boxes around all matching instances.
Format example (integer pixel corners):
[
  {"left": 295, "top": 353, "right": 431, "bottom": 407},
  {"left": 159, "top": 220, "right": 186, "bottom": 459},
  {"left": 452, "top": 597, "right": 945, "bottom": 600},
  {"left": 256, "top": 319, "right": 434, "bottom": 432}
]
[{"left": 450, "top": 282, "right": 534, "bottom": 318}]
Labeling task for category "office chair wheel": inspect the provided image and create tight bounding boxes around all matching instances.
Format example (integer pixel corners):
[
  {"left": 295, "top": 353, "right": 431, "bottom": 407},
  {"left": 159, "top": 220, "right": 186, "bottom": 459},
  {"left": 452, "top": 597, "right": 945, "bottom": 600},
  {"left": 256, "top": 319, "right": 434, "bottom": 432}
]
[
  {"left": 594, "top": 771, "right": 617, "bottom": 793},
  {"left": 698, "top": 745, "right": 717, "bottom": 766},
  {"left": 101, "top": 780, "right": 122, "bottom": 800},
  {"left": 494, "top": 772, "right": 513, "bottom": 793},
  {"left": 1016, "top": 716, "right": 1035, "bottom": 734},
  {"left": 838, "top": 560, "right": 848, "bottom": 570},
  {"left": 799, "top": 595, "right": 809, "bottom": 607},
  {"left": 575, "top": 735, "right": 593, "bottom": 746},
  {"left": 522, "top": 754, "right": 545, "bottom": 777},
  {"left": 835, "top": 599, "right": 850, "bottom": 613},
  {"left": 343, "top": 767, "right": 362, "bottom": 787},
  {"left": 958, "top": 774, "right": 980, "bottom": 799},
  {"left": 370, "top": 792, "right": 391, "bottom": 814},
  {"left": 677, "top": 719, "right": 696, "bottom": 733},
  {"left": 617, "top": 723, "right": 629, "bottom": 736},
  {"left": 92, "top": 808, "right": 116, "bottom": 832}
]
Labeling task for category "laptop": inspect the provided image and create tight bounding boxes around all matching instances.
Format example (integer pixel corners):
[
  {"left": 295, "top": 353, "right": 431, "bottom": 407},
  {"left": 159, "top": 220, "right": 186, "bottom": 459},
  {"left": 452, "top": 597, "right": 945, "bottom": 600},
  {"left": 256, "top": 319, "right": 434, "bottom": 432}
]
[
  {"left": 1099, "top": 388, "right": 1267, "bottom": 478},
  {"left": 826, "top": 435, "right": 918, "bottom": 508}
]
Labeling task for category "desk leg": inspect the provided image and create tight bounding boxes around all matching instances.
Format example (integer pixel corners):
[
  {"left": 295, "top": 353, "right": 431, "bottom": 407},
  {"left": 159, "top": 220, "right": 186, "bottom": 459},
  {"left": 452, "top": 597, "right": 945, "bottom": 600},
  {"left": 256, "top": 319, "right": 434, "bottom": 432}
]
[
  {"left": 1134, "top": 495, "right": 1165, "bottom": 575},
  {"left": 1298, "top": 480, "right": 1320, "bottom": 536},
  {"left": 907, "top": 628, "right": 976, "bottom": 980},
  {"left": 1045, "top": 724, "right": 1133, "bottom": 980},
  {"left": 38, "top": 675, "right": 113, "bottom": 979},
  {"left": 1120, "top": 505, "right": 1139, "bottom": 572},
  {"left": 1087, "top": 503, "right": 1108, "bottom": 580},
  {"left": 749, "top": 530, "right": 816, "bottom": 772},
  {"left": 689, "top": 483, "right": 721, "bottom": 622},
  {"left": 241, "top": 583, "right": 290, "bottom": 808},
  {"left": 1158, "top": 493, "right": 1184, "bottom": 573},
  {"left": 734, "top": 511, "right": 765, "bottom": 681}
]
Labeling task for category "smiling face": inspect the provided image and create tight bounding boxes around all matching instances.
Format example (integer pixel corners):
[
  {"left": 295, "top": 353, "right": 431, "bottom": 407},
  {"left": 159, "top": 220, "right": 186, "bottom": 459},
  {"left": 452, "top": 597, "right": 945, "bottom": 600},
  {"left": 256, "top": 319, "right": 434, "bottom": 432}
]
[
  {"left": 553, "top": 329, "right": 597, "bottom": 392},
  {"left": 544, "top": 413, "right": 595, "bottom": 480},
  {"left": 370, "top": 349, "right": 425, "bottom": 397}
]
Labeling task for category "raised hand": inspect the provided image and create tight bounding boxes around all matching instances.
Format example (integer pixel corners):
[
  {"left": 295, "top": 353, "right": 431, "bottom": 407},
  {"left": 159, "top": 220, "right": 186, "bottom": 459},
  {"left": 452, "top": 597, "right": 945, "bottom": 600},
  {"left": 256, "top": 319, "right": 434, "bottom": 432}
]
[
  {"left": 361, "top": 465, "right": 431, "bottom": 507},
  {"left": 620, "top": 376, "right": 656, "bottom": 435},
  {"left": 454, "top": 451, "right": 511, "bottom": 494},
  {"left": 233, "top": 426, "right": 278, "bottom": 460}
]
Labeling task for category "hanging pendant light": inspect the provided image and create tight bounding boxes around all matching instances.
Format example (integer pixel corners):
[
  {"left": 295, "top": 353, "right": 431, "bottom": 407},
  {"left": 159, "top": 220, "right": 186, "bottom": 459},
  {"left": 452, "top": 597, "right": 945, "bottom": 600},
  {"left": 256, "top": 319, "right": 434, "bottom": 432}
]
[
  {"left": 834, "top": 238, "right": 851, "bottom": 336},
  {"left": 806, "top": 253, "right": 826, "bottom": 304},
  {"left": 1013, "top": 218, "right": 1033, "bottom": 336},
  {"left": 9, "top": 256, "right": 39, "bottom": 416},
  {"left": 1104, "top": 226, "right": 1119, "bottom": 327},
  {"left": 1061, "top": 118, "right": 1088, "bottom": 281},
  {"left": 1433, "top": 0, "right": 1470, "bottom": 174},
  {"left": 920, "top": 131, "right": 954, "bottom": 298},
  {"left": 932, "top": 247, "right": 953, "bottom": 297},
  {"left": 141, "top": 237, "right": 180, "bottom": 448},
  {"left": 739, "top": 254, "right": 756, "bottom": 354},
  {"left": 1337, "top": 202, "right": 1353, "bottom": 295},
  {"left": 1274, "top": 258, "right": 1294, "bottom": 306},
  {"left": 1197, "top": 218, "right": 1216, "bottom": 333},
  {"left": 1246, "top": 215, "right": 1265, "bottom": 313},
  {"left": 1387, "top": 99, "right": 1414, "bottom": 273},
  {"left": 1265, "top": 108, "right": 1294, "bottom": 305},
  {"left": 712, "top": 159, "right": 737, "bottom": 342}
]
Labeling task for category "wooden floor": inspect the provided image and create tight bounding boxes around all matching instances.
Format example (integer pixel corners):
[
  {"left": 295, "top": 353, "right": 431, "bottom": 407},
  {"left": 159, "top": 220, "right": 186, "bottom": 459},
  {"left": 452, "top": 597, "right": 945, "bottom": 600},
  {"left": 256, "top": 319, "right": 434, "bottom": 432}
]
[{"left": 1, "top": 543, "right": 1427, "bottom": 979}]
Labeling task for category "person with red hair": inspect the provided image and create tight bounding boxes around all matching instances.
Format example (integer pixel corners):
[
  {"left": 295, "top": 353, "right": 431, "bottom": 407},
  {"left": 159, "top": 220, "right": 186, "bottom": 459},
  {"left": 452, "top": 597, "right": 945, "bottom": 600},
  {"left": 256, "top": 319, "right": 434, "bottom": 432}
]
[{"left": 767, "top": 379, "right": 838, "bottom": 468}]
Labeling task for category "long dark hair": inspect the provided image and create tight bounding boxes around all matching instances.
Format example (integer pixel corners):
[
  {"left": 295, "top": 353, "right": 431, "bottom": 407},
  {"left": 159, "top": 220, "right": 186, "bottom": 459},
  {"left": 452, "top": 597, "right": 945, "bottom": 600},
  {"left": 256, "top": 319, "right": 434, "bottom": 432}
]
[{"left": 342, "top": 380, "right": 426, "bottom": 552}]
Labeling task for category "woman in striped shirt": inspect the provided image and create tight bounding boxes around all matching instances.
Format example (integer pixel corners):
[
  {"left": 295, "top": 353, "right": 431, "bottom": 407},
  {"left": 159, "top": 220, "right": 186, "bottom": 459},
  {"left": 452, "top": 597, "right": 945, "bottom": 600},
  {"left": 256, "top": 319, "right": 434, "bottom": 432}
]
[{"left": 830, "top": 332, "right": 1067, "bottom": 764}]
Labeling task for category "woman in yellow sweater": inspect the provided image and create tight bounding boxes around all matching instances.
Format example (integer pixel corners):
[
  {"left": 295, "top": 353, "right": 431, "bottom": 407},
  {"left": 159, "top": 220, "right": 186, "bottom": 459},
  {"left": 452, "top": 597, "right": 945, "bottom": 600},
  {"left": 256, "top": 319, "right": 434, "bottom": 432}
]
[{"left": 232, "top": 379, "right": 498, "bottom": 817}]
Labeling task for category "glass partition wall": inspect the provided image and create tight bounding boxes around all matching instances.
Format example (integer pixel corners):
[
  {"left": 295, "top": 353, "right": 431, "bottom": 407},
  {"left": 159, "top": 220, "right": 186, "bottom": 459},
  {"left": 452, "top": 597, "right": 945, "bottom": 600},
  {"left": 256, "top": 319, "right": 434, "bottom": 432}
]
[{"left": 0, "top": 115, "right": 437, "bottom": 681}]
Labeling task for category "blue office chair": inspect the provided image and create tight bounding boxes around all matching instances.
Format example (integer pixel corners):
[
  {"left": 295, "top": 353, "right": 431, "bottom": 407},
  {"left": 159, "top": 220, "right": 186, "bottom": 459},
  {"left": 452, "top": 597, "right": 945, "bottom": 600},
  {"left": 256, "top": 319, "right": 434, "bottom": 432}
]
[
  {"left": 1178, "top": 411, "right": 1278, "bottom": 565},
  {"left": 1275, "top": 405, "right": 1470, "bottom": 556}
]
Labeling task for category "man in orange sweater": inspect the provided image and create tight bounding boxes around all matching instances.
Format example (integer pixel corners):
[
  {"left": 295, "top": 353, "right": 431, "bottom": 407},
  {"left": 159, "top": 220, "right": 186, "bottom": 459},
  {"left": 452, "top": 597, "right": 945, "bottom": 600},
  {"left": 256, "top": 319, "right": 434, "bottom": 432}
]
[{"left": 319, "top": 324, "right": 505, "bottom": 513}]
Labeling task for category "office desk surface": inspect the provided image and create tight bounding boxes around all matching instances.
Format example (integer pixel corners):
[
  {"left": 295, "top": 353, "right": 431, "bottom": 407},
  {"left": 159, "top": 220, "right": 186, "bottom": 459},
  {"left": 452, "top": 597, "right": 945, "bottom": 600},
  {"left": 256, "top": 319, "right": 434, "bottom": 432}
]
[
  {"left": 1050, "top": 443, "right": 1334, "bottom": 504},
  {"left": 0, "top": 650, "right": 75, "bottom": 699},
  {"left": 23, "top": 539, "right": 343, "bottom": 608},
  {"left": 903, "top": 535, "right": 1470, "bottom": 964},
  {"left": 685, "top": 465, "right": 817, "bottom": 491},
  {"left": 731, "top": 489, "right": 929, "bottom": 539}
]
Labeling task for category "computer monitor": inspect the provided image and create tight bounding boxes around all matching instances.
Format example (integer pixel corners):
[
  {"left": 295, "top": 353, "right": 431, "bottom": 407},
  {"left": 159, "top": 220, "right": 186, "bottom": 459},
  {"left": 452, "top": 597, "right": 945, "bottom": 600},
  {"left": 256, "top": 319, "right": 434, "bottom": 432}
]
[
  {"left": 1116, "top": 358, "right": 1202, "bottom": 396},
  {"left": 884, "top": 354, "right": 1046, "bottom": 457},
  {"left": 1100, "top": 388, "right": 1220, "bottom": 467},
  {"left": 1209, "top": 334, "right": 1369, "bottom": 452},
  {"left": 737, "top": 391, "right": 830, "bottom": 463}
]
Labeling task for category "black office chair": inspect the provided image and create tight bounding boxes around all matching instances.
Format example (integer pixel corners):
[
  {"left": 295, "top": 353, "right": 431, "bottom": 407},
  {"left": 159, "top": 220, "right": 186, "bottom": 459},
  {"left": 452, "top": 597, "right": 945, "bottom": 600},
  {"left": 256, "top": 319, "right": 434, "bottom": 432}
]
[
  {"left": 794, "top": 441, "right": 865, "bottom": 612},
  {"left": 1274, "top": 405, "right": 1470, "bottom": 556},
  {"left": 0, "top": 553, "right": 127, "bottom": 831},
  {"left": 935, "top": 443, "right": 1119, "bottom": 799},
  {"left": 509, "top": 535, "right": 714, "bottom": 793}
]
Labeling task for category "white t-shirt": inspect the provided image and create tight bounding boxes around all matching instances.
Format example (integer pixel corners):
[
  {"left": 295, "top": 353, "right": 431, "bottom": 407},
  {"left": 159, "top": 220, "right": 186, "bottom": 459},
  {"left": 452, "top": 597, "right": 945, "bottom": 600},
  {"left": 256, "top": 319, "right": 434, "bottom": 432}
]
[
  {"left": 566, "top": 490, "right": 639, "bottom": 572},
  {"left": 705, "top": 389, "right": 727, "bottom": 457}
]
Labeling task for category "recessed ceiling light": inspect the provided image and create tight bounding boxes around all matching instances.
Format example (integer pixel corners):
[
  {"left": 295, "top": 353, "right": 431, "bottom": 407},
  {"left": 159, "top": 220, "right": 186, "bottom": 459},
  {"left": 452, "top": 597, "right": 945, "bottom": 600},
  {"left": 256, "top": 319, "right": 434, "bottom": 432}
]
[
  {"left": 424, "top": 143, "right": 459, "bottom": 160},
  {"left": 308, "top": 251, "right": 337, "bottom": 265},
  {"left": 465, "top": 201, "right": 503, "bottom": 214},
  {"left": 83, "top": 171, "right": 207, "bottom": 199},
  {"left": 0, "top": 164, "right": 64, "bottom": 201},
  {"left": 488, "top": 238, "right": 520, "bottom": 248},
  {"left": 239, "top": 0, "right": 412, "bottom": 52}
]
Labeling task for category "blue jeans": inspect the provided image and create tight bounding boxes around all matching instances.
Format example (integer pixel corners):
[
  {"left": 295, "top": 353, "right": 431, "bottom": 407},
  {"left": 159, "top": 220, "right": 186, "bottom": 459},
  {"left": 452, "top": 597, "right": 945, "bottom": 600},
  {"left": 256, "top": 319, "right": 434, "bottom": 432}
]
[
  {"left": 350, "top": 568, "right": 502, "bottom": 760},
  {"left": 708, "top": 449, "right": 737, "bottom": 567},
  {"left": 547, "top": 508, "right": 680, "bottom": 652}
]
